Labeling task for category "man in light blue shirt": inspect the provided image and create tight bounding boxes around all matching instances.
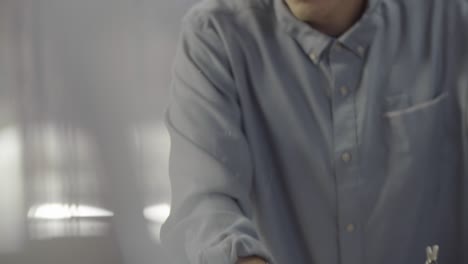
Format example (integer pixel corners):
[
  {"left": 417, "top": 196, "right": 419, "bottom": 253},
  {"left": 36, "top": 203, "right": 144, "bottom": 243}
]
[{"left": 160, "top": 0, "right": 468, "bottom": 263}]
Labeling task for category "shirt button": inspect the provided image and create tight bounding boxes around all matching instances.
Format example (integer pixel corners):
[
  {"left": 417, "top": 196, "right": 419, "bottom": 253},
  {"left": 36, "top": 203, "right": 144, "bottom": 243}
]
[
  {"left": 341, "top": 152, "right": 352, "bottom": 163},
  {"left": 335, "top": 42, "right": 344, "bottom": 51},
  {"left": 225, "top": 130, "right": 234, "bottom": 137},
  {"left": 309, "top": 52, "right": 318, "bottom": 62},
  {"left": 357, "top": 45, "right": 365, "bottom": 56},
  {"left": 340, "top": 86, "right": 349, "bottom": 96},
  {"left": 346, "top": 224, "right": 355, "bottom": 232}
]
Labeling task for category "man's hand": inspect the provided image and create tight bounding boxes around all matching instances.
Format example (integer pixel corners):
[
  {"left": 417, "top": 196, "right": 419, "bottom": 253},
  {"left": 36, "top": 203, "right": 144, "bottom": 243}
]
[{"left": 236, "top": 256, "right": 268, "bottom": 264}]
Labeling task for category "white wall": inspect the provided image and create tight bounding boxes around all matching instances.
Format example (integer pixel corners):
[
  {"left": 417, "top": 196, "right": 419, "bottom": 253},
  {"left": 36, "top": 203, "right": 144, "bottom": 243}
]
[{"left": 0, "top": 0, "right": 196, "bottom": 263}]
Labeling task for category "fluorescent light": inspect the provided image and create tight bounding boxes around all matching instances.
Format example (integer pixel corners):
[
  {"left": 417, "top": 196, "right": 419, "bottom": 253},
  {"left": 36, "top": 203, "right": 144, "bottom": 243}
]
[
  {"left": 28, "top": 204, "right": 113, "bottom": 220},
  {"left": 31, "top": 204, "right": 72, "bottom": 220},
  {"left": 73, "top": 205, "right": 114, "bottom": 217},
  {"left": 143, "top": 203, "right": 170, "bottom": 223}
]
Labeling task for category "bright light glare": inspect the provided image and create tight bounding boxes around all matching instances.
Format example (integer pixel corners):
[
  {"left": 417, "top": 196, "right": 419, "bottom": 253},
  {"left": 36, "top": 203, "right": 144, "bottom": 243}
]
[
  {"left": 0, "top": 126, "right": 21, "bottom": 162},
  {"left": 0, "top": 126, "right": 24, "bottom": 253},
  {"left": 74, "top": 205, "right": 114, "bottom": 217},
  {"left": 29, "top": 204, "right": 113, "bottom": 220},
  {"left": 32, "top": 204, "right": 72, "bottom": 219},
  {"left": 143, "top": 203, "right": 170, "bottom": 223}
]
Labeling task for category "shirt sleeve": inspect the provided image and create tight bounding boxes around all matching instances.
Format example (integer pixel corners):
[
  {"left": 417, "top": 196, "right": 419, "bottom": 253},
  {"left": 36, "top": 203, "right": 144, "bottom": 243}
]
[
  {"left": 159, "top": 16, "right": 274, "bottom": 264},
  {"left": 457, "top": 0, "right": 468, "bottom": 262}
]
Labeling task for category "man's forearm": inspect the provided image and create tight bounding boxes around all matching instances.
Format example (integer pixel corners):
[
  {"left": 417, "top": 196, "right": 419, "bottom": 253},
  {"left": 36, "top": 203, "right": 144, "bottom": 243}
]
[{"left": 237, "top": 256, "right": 268, "bottom": 264}]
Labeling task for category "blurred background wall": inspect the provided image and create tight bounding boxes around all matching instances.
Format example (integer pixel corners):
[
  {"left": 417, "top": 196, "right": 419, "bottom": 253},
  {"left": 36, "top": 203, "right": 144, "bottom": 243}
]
[{"left": 0, "top": 0, "right": 195, "bottom": 263}]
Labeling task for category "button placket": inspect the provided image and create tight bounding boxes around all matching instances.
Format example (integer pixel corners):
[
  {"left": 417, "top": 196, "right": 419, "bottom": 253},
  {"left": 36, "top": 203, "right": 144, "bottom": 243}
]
[{"left": 329, "top": 40, "right": 365, "bottom": 264}]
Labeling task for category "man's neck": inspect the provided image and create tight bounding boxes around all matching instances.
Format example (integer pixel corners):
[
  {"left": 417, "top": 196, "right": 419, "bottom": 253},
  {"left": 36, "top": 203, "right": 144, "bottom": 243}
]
[
  {"left": 320, "top": 0, "right": 367, "bottom": 37},
  {"left": 311, "top": 0, "right": 367, "bottom": 37},
  {"left": 286, "top": 0, "right": 367, "bottom": 37}
]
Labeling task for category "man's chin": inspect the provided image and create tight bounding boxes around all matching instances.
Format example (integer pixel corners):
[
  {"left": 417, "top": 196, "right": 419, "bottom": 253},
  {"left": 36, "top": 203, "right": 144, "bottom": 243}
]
[{"left": 288, "top": 4, "right": 326, "bottom": 23}]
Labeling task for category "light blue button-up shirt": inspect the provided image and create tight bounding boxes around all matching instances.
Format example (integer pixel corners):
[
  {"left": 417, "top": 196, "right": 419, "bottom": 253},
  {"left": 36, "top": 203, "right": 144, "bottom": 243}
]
[{"left": 160, "top": 0, "right": 468, "bottom": 263}]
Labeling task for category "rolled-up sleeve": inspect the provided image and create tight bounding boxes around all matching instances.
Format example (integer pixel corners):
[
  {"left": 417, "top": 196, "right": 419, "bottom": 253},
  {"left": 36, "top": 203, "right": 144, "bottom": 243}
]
[{"left": 159, "top": 15, "right": 274, "bottom": 264}]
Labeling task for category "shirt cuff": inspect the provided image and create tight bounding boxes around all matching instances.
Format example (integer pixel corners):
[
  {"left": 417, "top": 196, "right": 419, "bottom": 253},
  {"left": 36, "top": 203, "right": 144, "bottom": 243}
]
[{"left": 200, "top": 233, "right": 274, "bottom": 264}]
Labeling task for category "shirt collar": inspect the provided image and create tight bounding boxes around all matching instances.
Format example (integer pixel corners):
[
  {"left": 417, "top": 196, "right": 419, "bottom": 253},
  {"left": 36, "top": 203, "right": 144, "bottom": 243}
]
[{"left": 274, "top": 0, "right": 382, "bottom": 63}]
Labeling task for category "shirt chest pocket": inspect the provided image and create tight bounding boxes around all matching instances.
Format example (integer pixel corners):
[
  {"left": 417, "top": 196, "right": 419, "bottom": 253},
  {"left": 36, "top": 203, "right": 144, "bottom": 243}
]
[
  {"left": 382, "top": 91, "right": 450, "bottom": 159},
  {"left": 381, "top": 90, "right": 454, "bottom": 204}
]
